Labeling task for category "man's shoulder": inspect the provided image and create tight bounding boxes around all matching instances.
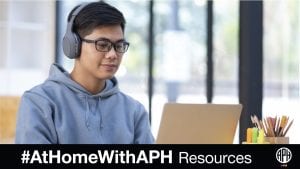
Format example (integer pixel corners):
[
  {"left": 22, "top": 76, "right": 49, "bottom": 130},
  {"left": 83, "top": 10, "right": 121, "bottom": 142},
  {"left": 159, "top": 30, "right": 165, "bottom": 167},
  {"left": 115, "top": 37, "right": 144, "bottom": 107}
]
[
  {"left": 116, "top": 91, "right": 146, "bottom": 109},
  {"left": 23, "top": 80, "right": 63, "bottom": 99},
  {"left": 26, "top": 79, "right": 55, "bottom": 92},
  {"left": 118, "top": 91, "right": 138, "bottom": 102}
]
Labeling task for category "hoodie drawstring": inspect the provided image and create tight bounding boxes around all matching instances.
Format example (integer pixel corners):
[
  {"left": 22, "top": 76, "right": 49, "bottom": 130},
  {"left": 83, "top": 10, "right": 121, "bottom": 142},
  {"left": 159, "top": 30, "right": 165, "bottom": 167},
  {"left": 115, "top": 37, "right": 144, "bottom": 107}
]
[
  {"left": 98, "top": 97, "right": 103, "bottom": 129},
  {"left": 85, "top": 96, "right": 90, "bottom": 129}
]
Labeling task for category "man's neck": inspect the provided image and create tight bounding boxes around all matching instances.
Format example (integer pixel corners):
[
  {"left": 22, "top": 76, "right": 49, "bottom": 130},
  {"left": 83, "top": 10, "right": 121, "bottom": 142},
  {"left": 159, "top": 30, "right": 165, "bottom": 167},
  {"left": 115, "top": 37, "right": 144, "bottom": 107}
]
[{"left": 70, "top": 68, "right": 106, "bottom": 95}]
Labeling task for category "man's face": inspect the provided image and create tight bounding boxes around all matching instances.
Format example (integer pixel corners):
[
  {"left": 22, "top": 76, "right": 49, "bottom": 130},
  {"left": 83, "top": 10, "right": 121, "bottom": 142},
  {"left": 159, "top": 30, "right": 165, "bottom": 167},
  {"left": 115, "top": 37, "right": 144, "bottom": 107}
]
[{"left": 77, "top": 25, "right": 125, "bottom": 81}]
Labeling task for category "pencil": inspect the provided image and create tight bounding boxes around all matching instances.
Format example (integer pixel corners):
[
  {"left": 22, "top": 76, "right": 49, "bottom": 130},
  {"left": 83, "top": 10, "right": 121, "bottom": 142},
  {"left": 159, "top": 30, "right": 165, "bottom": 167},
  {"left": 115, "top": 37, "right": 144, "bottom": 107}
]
[{"left": 282, "top": 119, "right": 293, "bottom": 137}]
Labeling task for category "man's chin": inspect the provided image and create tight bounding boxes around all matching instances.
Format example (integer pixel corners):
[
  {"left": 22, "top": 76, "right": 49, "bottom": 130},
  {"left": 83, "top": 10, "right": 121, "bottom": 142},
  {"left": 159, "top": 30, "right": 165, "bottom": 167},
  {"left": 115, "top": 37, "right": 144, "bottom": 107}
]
[{"left": 98, "top": 74, "right": 115, "bottom": 80}]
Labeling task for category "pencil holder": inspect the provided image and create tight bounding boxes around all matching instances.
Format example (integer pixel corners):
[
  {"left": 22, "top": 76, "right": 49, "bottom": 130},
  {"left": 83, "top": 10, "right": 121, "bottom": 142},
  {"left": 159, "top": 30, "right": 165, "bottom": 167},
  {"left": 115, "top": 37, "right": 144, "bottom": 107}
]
[{"left": 265, "top": 137, "right": 289, "bottom": 144}]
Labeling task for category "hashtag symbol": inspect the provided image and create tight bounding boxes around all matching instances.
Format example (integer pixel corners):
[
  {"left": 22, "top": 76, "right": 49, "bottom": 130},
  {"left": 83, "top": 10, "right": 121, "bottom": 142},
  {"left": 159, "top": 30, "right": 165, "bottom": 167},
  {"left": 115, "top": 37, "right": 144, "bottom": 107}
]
[{"left": 21, "top": 150, "right": 31, "bottom": 164}]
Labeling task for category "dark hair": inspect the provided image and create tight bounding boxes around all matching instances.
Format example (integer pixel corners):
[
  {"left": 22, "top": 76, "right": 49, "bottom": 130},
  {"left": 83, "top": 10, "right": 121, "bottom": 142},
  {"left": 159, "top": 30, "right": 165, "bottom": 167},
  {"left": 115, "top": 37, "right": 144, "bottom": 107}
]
[{"left": 68, "top": 1, "right": 126, "bottom": 38}]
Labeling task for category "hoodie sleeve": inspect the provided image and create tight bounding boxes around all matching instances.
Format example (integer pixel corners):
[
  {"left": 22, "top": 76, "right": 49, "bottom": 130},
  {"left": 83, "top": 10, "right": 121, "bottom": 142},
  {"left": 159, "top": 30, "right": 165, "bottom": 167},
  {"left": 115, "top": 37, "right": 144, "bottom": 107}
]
[
  {"left": 15, "top": 91, "right": 57, "bottom": 144},
  {"left": 133, "top": 103, "right": 155, "bottom": 144}
]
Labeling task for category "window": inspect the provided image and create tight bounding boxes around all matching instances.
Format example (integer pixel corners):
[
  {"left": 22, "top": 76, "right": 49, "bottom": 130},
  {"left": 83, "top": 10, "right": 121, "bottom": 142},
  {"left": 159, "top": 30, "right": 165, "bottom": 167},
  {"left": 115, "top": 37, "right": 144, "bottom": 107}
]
[
  {"left": 213, "top": 0, "right": 239, "bottom": 104},
  {"left": 263, "top": 0, "right": 300, "bottom": 143},
  {"left": 0, "top": 1, "right": 54, "bottom": 96},
  {"left": 152, "top": 0, "right": 206, "bottom": 138}
]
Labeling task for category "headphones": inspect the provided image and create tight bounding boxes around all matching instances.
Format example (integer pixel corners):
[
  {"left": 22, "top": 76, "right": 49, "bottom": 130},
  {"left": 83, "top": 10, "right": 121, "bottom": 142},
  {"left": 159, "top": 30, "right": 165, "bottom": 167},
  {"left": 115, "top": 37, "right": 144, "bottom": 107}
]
[{"left": 63, "top": 3, "right": 90, "bottom": 59}]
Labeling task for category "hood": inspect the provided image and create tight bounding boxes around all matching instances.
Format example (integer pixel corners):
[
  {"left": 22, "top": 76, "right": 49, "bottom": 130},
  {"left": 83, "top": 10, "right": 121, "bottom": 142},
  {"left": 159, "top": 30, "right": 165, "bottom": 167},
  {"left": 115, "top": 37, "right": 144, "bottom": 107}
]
[{"left": 46, "top": 63, "right": 119, "bottom": 98}]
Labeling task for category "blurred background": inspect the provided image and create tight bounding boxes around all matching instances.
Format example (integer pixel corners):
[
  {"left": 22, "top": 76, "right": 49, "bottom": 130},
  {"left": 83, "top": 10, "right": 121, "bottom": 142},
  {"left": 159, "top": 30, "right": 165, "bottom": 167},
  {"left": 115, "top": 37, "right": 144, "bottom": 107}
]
[{"left": 0, "top": 0, "right": 299, "bottom": 144}]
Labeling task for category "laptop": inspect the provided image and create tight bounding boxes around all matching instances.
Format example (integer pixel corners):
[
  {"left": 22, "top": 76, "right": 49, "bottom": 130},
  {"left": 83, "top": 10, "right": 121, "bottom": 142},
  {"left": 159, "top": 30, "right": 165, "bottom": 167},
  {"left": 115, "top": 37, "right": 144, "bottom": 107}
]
[{"left": 156, "top": 103, "right": 243, "bottom": 144}]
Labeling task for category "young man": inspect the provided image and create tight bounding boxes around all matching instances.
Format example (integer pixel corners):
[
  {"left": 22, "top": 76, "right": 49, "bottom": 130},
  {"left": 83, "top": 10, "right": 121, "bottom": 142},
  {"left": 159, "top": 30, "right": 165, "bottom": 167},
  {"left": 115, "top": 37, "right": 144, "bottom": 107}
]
[{"left": 15, "top": 1, "right": 154, "bottom": 144}]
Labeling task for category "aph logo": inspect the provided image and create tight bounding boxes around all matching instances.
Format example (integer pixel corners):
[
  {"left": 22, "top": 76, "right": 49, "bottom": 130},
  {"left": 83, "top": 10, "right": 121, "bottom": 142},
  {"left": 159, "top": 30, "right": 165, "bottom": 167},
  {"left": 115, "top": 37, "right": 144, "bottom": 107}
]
[{"left": 276, "top": 147, "right": 292, "bottom": 167}]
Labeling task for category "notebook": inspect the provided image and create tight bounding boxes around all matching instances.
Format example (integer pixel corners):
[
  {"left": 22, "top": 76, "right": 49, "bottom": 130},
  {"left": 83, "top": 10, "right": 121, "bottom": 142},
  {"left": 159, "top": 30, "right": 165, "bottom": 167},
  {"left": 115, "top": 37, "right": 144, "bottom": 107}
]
[{"left": 156, "top": 103, "right": 243, "bottom": 144}]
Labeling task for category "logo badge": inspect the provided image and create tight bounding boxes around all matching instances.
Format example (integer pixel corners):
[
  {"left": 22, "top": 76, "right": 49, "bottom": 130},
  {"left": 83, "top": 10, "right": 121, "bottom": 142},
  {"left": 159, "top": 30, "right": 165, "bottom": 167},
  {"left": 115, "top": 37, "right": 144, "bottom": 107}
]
[{"left": 276, "top": 147, "right": 292, "bottom": 166}]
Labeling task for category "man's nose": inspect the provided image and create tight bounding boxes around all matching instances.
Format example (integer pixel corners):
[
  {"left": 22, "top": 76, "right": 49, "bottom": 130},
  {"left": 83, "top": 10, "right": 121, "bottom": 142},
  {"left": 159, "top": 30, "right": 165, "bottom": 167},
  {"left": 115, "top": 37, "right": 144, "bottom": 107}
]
[{"left": 105, "top": 46, "right": 118, "bottom": 59}]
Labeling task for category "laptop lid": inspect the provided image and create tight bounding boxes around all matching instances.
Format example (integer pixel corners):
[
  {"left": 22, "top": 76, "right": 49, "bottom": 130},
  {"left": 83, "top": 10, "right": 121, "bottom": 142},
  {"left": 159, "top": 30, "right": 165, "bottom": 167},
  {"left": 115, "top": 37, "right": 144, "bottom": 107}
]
[{"left": 156, "top": 103, "right": 243, "bottom": 144}]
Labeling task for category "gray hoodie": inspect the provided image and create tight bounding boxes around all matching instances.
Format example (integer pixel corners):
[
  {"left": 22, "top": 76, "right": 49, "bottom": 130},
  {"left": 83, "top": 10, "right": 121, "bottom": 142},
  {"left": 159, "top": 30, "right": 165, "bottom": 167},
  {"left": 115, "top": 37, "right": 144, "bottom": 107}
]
[{"left": 15, "top": 63, "right": 154, "bottom": 144}]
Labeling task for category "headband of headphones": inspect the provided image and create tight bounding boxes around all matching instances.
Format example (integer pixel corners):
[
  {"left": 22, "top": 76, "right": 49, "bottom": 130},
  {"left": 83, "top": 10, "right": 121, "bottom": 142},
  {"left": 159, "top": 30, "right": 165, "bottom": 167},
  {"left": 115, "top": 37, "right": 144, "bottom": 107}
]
[{"left": 62, "top": 3, "right": 90, "bottom": 59}]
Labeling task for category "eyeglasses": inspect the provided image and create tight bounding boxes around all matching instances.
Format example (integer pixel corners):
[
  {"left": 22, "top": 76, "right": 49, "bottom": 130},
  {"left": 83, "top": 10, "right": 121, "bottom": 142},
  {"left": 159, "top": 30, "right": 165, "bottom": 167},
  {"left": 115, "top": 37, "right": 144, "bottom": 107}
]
[{"left": 81, "top": 38, "right": 130, "bottom": 53}]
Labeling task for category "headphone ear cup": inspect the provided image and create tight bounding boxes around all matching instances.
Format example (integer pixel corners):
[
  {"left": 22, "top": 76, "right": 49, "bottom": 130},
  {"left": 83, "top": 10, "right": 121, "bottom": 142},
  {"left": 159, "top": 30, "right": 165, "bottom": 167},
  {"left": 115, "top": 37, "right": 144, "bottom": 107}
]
[
  {"left": 62, "top": 33, "right": 72, "bottom": 59},
  {"left": 63, "top": 3, "right": 89, "bottom": 59},
  {"left": 63, "top": 31, "right": 81, "bottom": 59}
]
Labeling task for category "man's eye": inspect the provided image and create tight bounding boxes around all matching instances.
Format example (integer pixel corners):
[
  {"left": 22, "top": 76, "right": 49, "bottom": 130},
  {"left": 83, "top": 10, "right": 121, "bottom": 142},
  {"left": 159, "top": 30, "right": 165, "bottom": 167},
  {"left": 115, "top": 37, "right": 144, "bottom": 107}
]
[
  {"left": 115, "top": 44, "right": 124, "bottom": 49},
  {"left": 97, "top": 43, "right": 109, "bottom": 48}
]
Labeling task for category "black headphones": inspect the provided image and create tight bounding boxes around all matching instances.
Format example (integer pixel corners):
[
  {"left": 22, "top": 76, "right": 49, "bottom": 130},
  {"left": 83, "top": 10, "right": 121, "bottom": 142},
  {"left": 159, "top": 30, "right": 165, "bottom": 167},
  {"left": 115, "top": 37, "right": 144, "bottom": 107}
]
[{"left": 63, "top": 3, "right": 90, "bottom": 59}]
